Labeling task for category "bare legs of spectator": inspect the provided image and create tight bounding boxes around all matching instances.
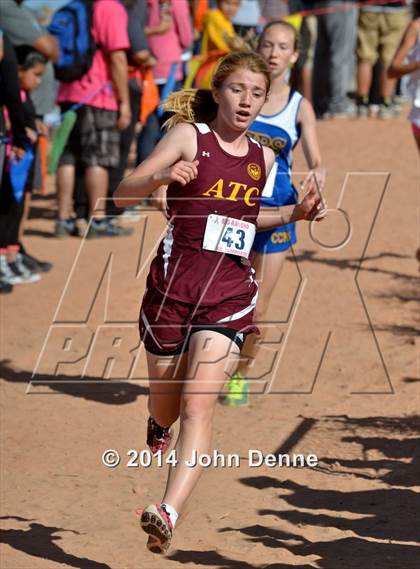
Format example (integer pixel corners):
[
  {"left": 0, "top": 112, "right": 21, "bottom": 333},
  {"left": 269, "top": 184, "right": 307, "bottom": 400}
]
[
  {"left": 57, "top": 164, "right": 107, "bottom": 220},
  {"left": 294, "top": 16, "right": 317, "bottom": 104},
  {"left": 56, "top": 164, "right": 75, "bottom": 221},
  {"left": 357, "top": 61, "right": 397, "bottom": 102},
  {"left": 84, "top": 165, "right": 108, "bottom": 219},
  {"left": 300, "top": 66, "right": 313, "bottom": 104}
]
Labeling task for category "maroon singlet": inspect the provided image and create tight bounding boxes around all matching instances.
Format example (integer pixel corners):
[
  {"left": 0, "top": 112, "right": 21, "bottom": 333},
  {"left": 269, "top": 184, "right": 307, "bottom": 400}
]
[{"left": 146, "top": 122, "right": 267, "bottom": 307}]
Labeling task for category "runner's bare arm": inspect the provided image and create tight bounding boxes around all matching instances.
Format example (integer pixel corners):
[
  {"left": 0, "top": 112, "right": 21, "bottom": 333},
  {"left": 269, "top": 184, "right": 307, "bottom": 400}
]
[
  {"left": 299, "top": 98, "right": 326, "bottom": 195},
  {"left": 257, "top": 185, "right": 326, "bottom": 230},
  {"left": 256, "top": 144, "right": 323, "bottom": 228},
  {"left": 388, "top": 19, "right": 420, "bottom": 79},
  {"left": 114, "top": 123, "right": 198, "bottom": 207}
]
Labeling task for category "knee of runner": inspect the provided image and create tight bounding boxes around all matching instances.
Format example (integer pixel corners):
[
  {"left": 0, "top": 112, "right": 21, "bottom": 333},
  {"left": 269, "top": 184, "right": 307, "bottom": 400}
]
[{"left": 180, "top": 396, "right": 215, "bottom": 423}]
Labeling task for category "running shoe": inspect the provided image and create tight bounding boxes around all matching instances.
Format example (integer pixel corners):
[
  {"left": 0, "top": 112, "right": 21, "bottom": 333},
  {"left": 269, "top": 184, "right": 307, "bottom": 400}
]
[
  {"left": 356, "top": 103, "right": 369, "bottom": 118},
  {"left": 55, "top": 218, "right": 76, "bottom": 238},
  {"left": 0, "top": 255, "right": 22, "bottom": 285},
  {"left": 140, "top": 503, "right": 173, "bottom": 554},
  {"left": 221, "top": 372, "right": 249, "bottom": 407},
  {"left": 19, "top": 249, "right": 53, "bottom": 273},
  {"left": 378, "top": 103, "right": 398, "bottom": 120},
  {"left": 146, "top": 416, "right": 173, "bottom": 455},
  {"left": 7, "top": 254, "right": 41, "bottom": 284},
  {"left": 0, "top": 280, "right": 13, "bottom": 294},
  {"left": 86, "top": 218, "right": 133, "bottom": 239}
]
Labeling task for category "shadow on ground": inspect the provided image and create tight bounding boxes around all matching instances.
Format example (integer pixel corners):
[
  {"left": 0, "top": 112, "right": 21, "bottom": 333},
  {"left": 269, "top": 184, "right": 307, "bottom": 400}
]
[
  {"left": 0, "top": 360, "right": 148, "bottom": 405},
  {"left": 0, "top": 516, "right": 111, "bottom": 569},
  {"left": 224, "top": 415, "right": 420, "bottom": 569}
]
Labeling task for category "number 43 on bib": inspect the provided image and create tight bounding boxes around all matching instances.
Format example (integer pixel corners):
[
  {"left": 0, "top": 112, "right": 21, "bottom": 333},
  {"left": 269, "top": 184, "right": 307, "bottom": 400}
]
[{"left": 202, "top": 214, "right": 256, "bottom": 259}]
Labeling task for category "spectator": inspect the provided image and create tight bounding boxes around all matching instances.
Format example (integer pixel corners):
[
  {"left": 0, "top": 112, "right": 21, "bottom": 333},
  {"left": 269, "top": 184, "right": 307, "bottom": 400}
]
[
  {"left": 356, "top": 0, "right": 410, "bottom": 118},
  {"left": 55, "top": 0, "right": 131, "bottom": 238},
  {"left": 137, "top": 0, "right": 193, "bottom": 164},
  {"left": 0, "top": 42, "right": 45, "bottom": 293},
  {"left": 200, "top": 0, "right": 240, "bottom": 56},
  {"left": 0, "top": 36, "right": 29, "bottom": 188},
  {"left": 261, "top": 0, "right": 289, "bottom": 20},
  {"left": 1, "top": 0, "right": 59, "bottom": 267},
  {"left": 292, "top": 1, "right": 318, "bottom": 103},
  {"left": 0, "top": 32, "right": 30, "bottom": 294},
  {"left": 312, "top": 0, "right": 358, "bottom": 118},
  {"left": 106, "top": 0, "right": 155, "bottom": 223},
  {"left": 0, "top": 0, "right": 59, "bottom": 63},
  {"left": 14, "top": 46, "right": 53, "bottom": 273},
  {"left": 231, "top": 0, "right": 262, "bottom": 40},
  {"left": 191, "top": 0, "right": 209, "bottom": 53},
  {"left": 194, "top": 0, "right": 241, "bottom": 89}
]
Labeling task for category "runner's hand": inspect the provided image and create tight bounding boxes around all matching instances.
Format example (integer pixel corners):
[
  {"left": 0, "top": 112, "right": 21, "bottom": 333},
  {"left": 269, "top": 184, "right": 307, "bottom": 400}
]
[
  {"left": 297, "top": 186, "right": 327, "bottom": 221},
  {"left": 156, "top": 160, "right": 199, "bottom": 186},
  {"left": 150, "top": 185, "right": 167, "bottom": 212},
  {"left": 302, "top": 166, "right": 326, "bottom": 193},
  {"left": 301, "top": 167, "right": 326, "bottom": 209}
]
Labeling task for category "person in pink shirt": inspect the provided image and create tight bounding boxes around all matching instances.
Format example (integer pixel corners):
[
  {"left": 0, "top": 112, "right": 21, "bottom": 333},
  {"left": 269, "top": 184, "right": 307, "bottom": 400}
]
[
  {"left": 146, "top": 0, "right": 193, "bottom": 85},
  {"left": 55, "top": 0, "right": 131, "bottom": 238},
  {"left": 137, "top": 0, "right": 193, "bottom": 163}
]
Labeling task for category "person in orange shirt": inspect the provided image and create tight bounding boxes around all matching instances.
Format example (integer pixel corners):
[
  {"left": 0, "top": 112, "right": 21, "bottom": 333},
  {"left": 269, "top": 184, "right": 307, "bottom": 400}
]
[
  {"left": 195, "top": 0, "right": 241, "bottom": 88},
  {"left": 201, "top": 0, "right": 241, "bottom": 55},
  {"left": 193, "top": 0, "right": 209, "bottom": 34}
]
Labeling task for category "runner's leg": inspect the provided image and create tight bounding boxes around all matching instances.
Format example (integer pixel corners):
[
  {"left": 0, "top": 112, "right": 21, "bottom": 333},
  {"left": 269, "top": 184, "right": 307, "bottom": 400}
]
[
  {"left": 161, "top": 330, "right": 240, "bottom": 512},
  {"left": 146, "top": 350, "right": 187, "bottom": 428}
]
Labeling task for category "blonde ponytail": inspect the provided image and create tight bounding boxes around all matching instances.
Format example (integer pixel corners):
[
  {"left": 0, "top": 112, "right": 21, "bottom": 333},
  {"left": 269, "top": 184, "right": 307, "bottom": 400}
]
[{"left": 162, "top": 89, "right": 218, "bottom": 129}]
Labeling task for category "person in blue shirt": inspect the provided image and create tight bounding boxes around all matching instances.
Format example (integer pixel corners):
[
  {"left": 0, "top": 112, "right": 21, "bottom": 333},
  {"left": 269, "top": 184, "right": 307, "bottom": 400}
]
[{"left": 223, "top": 20, "right": 326, "bottom": 406}]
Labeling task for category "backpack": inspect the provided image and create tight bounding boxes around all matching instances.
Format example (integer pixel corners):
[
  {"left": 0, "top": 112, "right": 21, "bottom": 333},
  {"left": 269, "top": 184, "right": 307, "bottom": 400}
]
[{"left": 48, "top": 0, "right": 96, "bottom": 82}]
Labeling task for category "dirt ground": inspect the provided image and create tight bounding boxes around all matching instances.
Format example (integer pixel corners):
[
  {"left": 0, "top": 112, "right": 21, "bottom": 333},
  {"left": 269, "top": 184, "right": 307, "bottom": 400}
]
[{"left": 1, "top": 111, "right": 419, "bottom": 569}]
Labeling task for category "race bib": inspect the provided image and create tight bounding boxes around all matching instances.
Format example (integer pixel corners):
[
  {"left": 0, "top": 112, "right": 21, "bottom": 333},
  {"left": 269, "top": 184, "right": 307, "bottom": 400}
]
[{"left": 202, "top": 214, "right": 256, "bottom": 259}]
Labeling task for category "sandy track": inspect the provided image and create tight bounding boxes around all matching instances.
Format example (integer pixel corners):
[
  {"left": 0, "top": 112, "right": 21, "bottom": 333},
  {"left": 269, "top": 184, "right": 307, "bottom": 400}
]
[{"left": 1, "top": 112, "right": 419, "bottom": 569}]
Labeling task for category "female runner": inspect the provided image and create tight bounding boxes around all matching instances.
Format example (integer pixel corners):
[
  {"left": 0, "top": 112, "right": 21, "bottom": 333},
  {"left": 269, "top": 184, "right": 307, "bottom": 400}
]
[
  {"left": 115, "top": 50, "right": 325, "bottom": 555},
  {"left": 223, "top": 21, "right": 326, "bottom": 406}
]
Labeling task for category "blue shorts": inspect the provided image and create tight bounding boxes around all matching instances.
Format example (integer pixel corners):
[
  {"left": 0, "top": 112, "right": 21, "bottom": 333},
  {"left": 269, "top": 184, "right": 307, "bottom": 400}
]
[
  {"left": 253, "top": 183, "right": 298, "bottom": 254},
  {"left": 253, "top": 221, "right": 297, "bottom": 253}
]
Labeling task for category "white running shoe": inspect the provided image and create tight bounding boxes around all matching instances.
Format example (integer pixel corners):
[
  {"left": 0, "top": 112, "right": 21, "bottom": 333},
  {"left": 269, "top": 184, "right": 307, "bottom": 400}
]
[
  {"left": 0, "top": 255, "right": 23, "bottom": 284},
  {"left": 139, "top": 503, "right": 174, "bottom": 554},
  {"left": 8, "top": 253, "right": 41, "bottom": 284}
]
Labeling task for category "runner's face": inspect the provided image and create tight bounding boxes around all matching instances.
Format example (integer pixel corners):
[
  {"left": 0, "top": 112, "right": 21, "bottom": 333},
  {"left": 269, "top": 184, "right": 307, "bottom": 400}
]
[
  {"left": 218, "top": 0, "right": 241, "bottom": 20},
  {"left": 19, "top": 62, "right": 45, "bottom": 92},
  {"left": 259, "top": 25, "right": 298, "bottom": 79},
  {"left": 214, "top": 68, "right": 268, "bottom": 131}
]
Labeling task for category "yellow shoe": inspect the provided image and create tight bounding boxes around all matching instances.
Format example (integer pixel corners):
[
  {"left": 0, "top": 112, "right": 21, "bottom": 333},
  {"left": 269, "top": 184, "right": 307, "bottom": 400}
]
[{"left": 221, "top": 373, "right": 249, "bottom": 407}]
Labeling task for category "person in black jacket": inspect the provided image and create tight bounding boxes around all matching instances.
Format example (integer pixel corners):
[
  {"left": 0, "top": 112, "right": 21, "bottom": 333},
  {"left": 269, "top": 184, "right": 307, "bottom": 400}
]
[
  {"left": 0, "top": 34, "right": 30, "bottom": 294},
  {"left": 0, "top": 43, "right": 47, "bottom": 291}
]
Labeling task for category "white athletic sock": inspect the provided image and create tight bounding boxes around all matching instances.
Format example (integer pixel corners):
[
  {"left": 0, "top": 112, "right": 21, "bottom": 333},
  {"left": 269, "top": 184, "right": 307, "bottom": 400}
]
[{"left": 161, "top": 502, "right": 178, "bottom": 527}]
